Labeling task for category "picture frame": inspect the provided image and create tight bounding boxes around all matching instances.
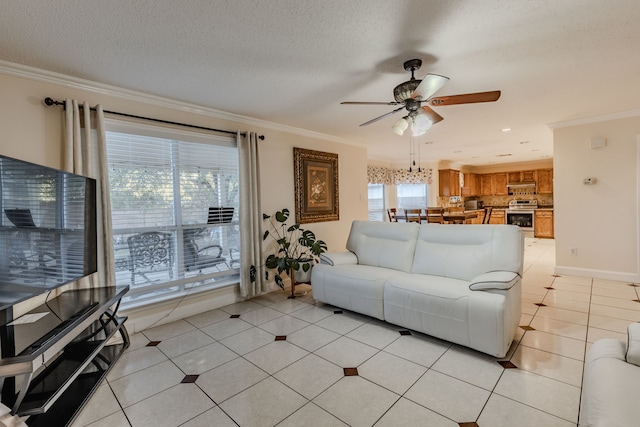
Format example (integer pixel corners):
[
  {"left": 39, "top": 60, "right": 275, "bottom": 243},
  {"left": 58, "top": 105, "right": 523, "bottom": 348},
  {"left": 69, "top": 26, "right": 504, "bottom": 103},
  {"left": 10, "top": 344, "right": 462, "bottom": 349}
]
[{"left": 293, "top": 147, "right": 339, "bottom": 224}]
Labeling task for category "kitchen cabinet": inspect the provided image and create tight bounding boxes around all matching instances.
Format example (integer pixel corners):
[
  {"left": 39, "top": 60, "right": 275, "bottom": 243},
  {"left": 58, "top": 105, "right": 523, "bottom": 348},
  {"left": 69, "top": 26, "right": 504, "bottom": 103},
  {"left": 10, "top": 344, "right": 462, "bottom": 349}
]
[
  {"left": 480, "top": 174, "right": 493, "bottom": 196},
  {"left": 493, "top": 173, "right": 508, "bottom": 195},
  {"left": 461, "top": 173, "right": 480, "bottom": 197},
  {"left": 537, "top": 169, "right": 553, "bottom": 194},
  {"left": 534, "top": 209, "right": 554, "bottom": 238},
  {"left": 489, "top": 209, "right": 505, "bottom": 224},
  {"left": 508, "top": 170, "right": 536, "bottom": 182},
  {"left": 439, "top": 169, "right": 460, "bottom": 197}
]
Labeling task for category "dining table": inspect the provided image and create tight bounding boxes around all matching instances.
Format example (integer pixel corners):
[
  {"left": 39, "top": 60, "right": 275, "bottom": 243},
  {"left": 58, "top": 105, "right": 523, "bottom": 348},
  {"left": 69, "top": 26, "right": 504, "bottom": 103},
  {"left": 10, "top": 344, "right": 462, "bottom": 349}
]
[{"left": 442, "top": 211, "right": 479, "bottom": 224}]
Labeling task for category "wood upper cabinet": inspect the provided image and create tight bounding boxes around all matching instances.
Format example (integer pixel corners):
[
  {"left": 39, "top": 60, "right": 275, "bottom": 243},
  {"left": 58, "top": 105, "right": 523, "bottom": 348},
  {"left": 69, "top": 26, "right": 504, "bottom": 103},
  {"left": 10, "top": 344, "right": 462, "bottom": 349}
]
[
  {"left": 493, "top": 173, "right": 508, "bottom": 195},
  {"left": 534, "top": 209, "right": 554, "bottom": 238},
  {"left": 509, "top": 170, "right": 537, "bottom": 182},
  {"left": 439, "top": 169, "right": 461, "bottom": 197},
  {"left": 461, "top": 173, "right": 480, "bottom": 197},
  {"left": 536, "top": 169, "right": 553, "bottom": 194},
  {"left": 480, "top": 174, "right": 493, "bottom": 196}
]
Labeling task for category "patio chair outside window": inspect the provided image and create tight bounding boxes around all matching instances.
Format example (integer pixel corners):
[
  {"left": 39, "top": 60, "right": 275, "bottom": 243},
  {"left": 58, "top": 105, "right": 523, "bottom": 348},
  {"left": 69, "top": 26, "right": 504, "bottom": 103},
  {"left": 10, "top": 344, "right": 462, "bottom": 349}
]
[{"left": 127, "top": 232, "right": 174, "bottom": 285}]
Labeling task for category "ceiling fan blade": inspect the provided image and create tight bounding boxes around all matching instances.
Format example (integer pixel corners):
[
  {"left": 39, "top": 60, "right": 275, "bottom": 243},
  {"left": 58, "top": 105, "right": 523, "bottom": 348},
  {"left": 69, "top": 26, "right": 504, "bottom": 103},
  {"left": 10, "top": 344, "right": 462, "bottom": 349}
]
[
  {"left": 359, "top": 106, "right": 405, "bottom": 126},
  {"left": 429, "top": 90, "right": 501, "bottom": 106},
  {"left": 341, "top": 101, "right": 403, "bottom": 105},
  {"left": 420, "top": 106, "right": 444, "bottom": 124},
  {"left": 412, "top": 73, "right": 450, "bottom": 101}
]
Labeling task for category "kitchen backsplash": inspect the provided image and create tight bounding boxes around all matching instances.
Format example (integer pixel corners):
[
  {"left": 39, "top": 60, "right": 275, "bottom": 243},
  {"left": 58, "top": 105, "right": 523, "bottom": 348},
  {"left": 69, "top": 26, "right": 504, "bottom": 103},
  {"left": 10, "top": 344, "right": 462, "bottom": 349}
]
[{"left": 438, "top": 193, "right": 553, "bottom": 208}]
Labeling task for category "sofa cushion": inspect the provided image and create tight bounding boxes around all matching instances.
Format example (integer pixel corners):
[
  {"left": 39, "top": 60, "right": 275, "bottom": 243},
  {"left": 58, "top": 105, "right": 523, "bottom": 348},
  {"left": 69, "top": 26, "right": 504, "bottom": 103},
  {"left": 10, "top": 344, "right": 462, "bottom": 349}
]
[
  {"left": 411, "top": 224, "right": 523, "bottom": 281},
  {"left": 347, "top": 220, "right": 420, "bottom": 273},
  {"left": 626, "top": 322, "right": 640, "bottom": 366},
  {"left": 469, "top": 271, "right": 520, "bottom": 291}
]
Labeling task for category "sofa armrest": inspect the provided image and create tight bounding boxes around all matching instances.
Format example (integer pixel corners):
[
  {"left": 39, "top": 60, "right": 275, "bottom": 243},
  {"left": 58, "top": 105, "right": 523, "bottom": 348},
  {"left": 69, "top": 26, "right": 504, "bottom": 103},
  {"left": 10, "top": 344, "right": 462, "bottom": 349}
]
[
  {"left": 626, "top": 323, "right": 640, "bottom": 366},
  {"left": 319, "top": 251, "right": 358, "bottom": 266},
  {"left": 469, "top": 271, "right": 520, "bottom": 291}
]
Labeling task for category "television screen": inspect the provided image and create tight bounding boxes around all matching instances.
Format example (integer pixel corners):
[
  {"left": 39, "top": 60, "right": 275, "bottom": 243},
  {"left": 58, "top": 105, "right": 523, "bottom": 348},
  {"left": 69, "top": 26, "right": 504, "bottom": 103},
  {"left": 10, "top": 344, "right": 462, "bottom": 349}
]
[{"left": 0, "top": 155, "right": 97, "bottom": 313}]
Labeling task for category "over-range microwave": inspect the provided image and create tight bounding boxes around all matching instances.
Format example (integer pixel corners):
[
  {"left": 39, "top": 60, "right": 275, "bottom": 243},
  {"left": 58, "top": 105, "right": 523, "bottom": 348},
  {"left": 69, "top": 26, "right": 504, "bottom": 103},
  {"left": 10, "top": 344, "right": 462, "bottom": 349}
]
[{"left": 464, "top": 200, "right": 484, "bottom": 210}]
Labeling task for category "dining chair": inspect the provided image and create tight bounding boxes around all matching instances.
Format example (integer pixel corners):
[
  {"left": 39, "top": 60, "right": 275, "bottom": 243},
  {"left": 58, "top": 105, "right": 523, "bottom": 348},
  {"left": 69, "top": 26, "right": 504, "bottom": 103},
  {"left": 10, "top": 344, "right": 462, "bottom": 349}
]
[
  {"left": 426, "top": 207, "right": 444, "bottom": 224},
  {"left": 482, "top": 206, "right": 493, "bottom": 224},
  {"left": 387, "top": 208, "right": 399, "bottom": 222},
  {"left": 404, "top": 208, "right": 423, "bottom": 223}
]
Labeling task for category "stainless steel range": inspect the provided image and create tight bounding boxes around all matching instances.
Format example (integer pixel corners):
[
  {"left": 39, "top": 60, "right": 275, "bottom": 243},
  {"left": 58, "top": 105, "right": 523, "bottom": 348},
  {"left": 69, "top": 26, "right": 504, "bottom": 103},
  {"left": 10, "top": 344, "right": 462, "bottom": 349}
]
[{"left": 506, "top": 199, "right": 537, "bottom": 230}]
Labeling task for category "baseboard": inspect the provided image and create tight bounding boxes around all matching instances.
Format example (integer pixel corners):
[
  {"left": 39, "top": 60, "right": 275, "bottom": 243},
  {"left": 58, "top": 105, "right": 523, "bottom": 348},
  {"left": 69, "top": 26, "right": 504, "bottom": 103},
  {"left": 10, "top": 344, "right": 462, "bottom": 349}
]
[{"left": 554, "top": 265, "right": 640, "bottom": 283}]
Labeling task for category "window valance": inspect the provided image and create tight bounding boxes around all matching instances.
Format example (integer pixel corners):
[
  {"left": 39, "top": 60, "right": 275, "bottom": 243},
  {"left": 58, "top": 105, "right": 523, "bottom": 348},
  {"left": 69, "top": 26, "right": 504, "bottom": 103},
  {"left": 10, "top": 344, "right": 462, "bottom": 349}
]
[{"left": 367, "top": 165, "right": 433, "bottom": 185}]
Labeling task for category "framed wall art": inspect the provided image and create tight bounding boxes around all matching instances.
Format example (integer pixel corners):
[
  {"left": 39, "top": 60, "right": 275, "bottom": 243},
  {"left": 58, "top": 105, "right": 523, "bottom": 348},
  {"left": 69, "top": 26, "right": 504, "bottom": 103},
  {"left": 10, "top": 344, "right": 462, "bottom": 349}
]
[{"left": 293, "top": 147, "right": 339, "bottom": 224}]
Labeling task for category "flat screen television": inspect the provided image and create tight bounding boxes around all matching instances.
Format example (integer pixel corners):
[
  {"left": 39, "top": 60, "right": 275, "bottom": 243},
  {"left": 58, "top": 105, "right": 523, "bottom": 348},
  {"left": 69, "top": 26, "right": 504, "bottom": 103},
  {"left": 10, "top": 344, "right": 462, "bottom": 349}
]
[{"left": 0, "top": 155, "right": 97, "bottom": 314}]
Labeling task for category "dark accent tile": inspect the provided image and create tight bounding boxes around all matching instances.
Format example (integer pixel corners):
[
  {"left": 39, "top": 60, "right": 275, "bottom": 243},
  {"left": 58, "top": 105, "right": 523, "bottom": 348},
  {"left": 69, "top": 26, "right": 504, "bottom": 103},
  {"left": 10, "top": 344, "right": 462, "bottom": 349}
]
[
  {"left": 459, "top": 423, "right": 479, "bottom": 427},
  {"left": 628, "top": 283, "right": 639, "bottom": 287},
  {"left": 633, "top": 299, "right": 640, "bottom": 304},
  {"left": 146, "top": 341, "right": 161, "bottom": 346},
  {"left": 544, "top": 287, "right": 554, "bottom": 290},
  {"left": 343, "top": 367, "right": 358, "bottom": 376},
  {"left": 399, "top": 330, "right": 412, "bottom": 336},
  {"left": 181, "top": 375, "right": 199, "bottom": 383},
  {"left": 275, "top": 335, "right": 287, "bottom": 341},
  {"left": 498, "top": 360, "right": 518, "bottom": 369},
  {"left": 534, "top": 303, "right": 547, "bottom": 307},
  {"left": 551, "top": 274, "right": 561, "bottom": 277},
  {"left": 334, "top": 310, "right": 343, "bottom": 314},
  {"left": 520, "top": 325, "right": 535, "bottom": 331},
  {"left": 230, "top": 314, "right": 241, "bottom": 318}
]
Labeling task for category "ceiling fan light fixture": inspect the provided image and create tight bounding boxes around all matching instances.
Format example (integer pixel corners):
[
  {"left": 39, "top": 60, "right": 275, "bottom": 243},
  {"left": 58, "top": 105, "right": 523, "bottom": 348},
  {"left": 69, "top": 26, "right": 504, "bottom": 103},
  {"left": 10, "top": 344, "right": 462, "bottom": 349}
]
[
  {"left": 392, "top": 116, "right": 409, "bottom": 135},
  {"left": 411, "top": 113, "right": 432, "bottom": 136}
]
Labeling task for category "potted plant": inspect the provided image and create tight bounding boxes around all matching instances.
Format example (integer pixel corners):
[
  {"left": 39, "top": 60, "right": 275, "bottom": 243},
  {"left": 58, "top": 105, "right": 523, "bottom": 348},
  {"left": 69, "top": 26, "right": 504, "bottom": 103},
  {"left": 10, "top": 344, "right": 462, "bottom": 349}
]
[{"left": 263, "top": 208, "right": 327, "bottom": 298}]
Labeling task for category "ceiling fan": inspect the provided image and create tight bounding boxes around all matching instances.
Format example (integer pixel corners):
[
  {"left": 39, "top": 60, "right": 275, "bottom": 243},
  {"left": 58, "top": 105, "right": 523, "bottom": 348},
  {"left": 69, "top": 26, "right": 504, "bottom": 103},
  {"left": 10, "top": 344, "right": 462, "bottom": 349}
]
[{"left": 341, "top": 59, "right": 501, "bottom": 136}]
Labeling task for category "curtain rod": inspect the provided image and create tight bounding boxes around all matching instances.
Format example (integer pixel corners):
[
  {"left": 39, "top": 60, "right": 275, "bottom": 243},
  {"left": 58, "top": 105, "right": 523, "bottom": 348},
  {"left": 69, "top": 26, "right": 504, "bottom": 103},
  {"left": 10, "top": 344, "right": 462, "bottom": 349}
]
[{"left": 43, "top": 97, "right": 265, "bottom": 140}]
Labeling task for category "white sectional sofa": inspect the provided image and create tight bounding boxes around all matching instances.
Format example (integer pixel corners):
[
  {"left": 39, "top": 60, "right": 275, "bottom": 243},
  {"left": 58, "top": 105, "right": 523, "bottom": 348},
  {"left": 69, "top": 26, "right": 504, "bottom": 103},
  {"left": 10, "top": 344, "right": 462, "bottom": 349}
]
[
  {"left": 579, "top": 323, "right": 640, "bottom": 426},
  {"left": 311, "top": 220, "right": 524, "bottom": 357}
]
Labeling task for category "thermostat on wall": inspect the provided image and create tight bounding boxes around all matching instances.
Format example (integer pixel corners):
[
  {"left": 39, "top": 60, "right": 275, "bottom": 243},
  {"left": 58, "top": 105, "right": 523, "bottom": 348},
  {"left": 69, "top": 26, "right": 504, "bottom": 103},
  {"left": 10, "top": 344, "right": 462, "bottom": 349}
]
[{"left": 583, "top": 177, "right": 596, "bottom": 185}]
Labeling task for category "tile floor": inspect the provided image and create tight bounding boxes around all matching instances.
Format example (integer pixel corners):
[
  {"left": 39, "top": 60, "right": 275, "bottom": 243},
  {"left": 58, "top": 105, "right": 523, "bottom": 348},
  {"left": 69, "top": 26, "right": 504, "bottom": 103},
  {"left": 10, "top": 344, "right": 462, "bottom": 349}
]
[{"left": 70, "top": 238, "right": 640, "bottom": 427}]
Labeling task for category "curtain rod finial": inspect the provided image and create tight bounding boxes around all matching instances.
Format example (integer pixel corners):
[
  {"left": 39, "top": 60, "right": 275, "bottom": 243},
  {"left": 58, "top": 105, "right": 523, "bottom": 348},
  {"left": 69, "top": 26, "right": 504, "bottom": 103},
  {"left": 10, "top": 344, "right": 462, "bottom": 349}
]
[{"left": 44, "top": 97, "right": 56, "bottom": 106}]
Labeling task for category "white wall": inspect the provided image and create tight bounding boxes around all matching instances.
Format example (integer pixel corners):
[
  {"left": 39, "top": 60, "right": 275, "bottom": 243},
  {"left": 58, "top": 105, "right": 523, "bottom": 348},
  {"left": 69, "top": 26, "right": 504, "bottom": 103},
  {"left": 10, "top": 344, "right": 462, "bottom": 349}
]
[
  {"left": 553, "top": 114, "right": 640, "bottom": 281},
  {"left": 0, "top": 64, "right": 368, "bottom": 328}
]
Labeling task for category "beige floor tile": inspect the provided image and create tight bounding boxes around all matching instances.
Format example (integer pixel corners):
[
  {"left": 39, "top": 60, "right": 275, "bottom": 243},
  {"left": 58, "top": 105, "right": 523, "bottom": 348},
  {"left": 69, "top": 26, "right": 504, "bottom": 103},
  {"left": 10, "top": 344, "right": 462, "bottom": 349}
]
[
  {"left": 141, "top": 319, "right": 198, "bottom": 342},
  {"left": 314, "top": 336, "right": 378, "bottom": 368},
  {"left": 218, "top": 300, "right": 264, "bottom": 315},
  {"left": 520, "top": 329, "right": 586, "bottom": 361},
  {"left": 315, "top": 313, "right": 366, "bottom": 335},
  {"left": 588, "top": 314, "right": 632, "bottom": 334},
  {"left": 258, "top": 314, "right": 310, "bottom": 335},
  {"left": 78, "top": 411, "right": 130, "bottom": 427},
  {"left": 591, "top": 284, "right": 638, "bottom": 299},
  {"left": 345, "top": 321, "right": 402, "bottom": 349},
  {"left": 196, "top": 357, "right": 268, "bottom": 403},
  {"left": 541, "top": 294, "right": 590, "bottom": 313},
  {"left": 184, "top": 308, "right": 230, "bottom": 328},
  {"left": 219, "top": 377, "right": 307, "bottom": 427},
  {"left": 587, "top": 326, "right": 627, "bottom": 343},
  {"left": 268, "top": 297, "right": 311, "bottom": 314},
  {"left": 553, "top": 275, "right": 593, "bottom": 287},
  {"left": 106, "top": 346, "right": 168, "bottom": 381},
  {"left": 590, "top": 294, "right": 640, "bottom": 311},
  {"left": 278, "top": 402, "right": 348, "bottom": 427},
  {"left": 313, "top": 376, "right": 399, "bottom": 427},
  {"left": 510, "top": 345, "right": 583, "bottom": 387},
  {"left": 375, "top": 397, "right": 458, "bottom": 427},
  {"left": 110, "top": 359, "right": 185, "bottom": 407},
  {"left": 171, "top": 342, "right": 238, "bottom": 375},
  {"left": 289, "top": 304, "right": 336, "bottom": 323},
  {"left": 199, "top": 317, "right": 253, "bottom": 340},
  {"left": 180, "top": 407, "right": 237, "bottom": 427},
  {"left": 404, "top": 369, "right": 491, "bottom": 423},
  {"left": 589, "top": 303, "right": 640, "bottom": 322},
  {"left": 237, "top": 306, "right": 285, "bottom": 326},
  {"left": 550, "top": 281, "right": 591, "bottom": 294},
  {"left": 274, "top": 353, "right": 343, "bottom": 399},
  {"left": 71, "top": 384, "right": 121, "bottom": 427},
  {"left": 529, "top": 316, "right": 587, "bottom": 341},
  {"left": 478, "top": 393, "right": 576, "bottom": 427},
  {"left": 431, "top": 346, "right": 505, "bottom": 390},
  {"left": 124, "top": 384, "right": 214, "bottom": 427},
  {"left": 219, "top": 326, "right": 274, "bottom": 355},
  {"left": 358, "top": 351, "right": 427, "bottom": 394},
  {"left": 383, "top": 334, "right": 451, "bottom": 368},
  {"left": 532, "top": 305, "right": 589, "bottom": 325},
  {"left": 287, "top": 324, "right": 341, "bottom": 352},
  {"left": 494, "top": 369, "right": 581, "bottom": 422},
  {"left": 243, "top": 340, "right": 309, "bottom": 374},
  {"left": 155, "top": 329, "right": 215, "bottom": 359}
]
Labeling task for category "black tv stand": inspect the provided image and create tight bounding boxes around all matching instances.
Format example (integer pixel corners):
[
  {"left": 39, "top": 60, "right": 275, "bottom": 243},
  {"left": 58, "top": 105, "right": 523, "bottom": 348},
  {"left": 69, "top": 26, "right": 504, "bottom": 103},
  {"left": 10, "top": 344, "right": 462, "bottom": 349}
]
[{"left": 0, "top": 286, "right": 129, "bottom": 427}]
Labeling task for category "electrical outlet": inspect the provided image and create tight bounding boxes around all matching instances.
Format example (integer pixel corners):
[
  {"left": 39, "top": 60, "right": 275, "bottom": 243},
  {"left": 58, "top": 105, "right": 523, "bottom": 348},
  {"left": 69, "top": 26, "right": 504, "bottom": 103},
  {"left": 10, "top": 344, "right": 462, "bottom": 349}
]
[{"left": 570, "top": 247, "right": 577, "bottom": 256}]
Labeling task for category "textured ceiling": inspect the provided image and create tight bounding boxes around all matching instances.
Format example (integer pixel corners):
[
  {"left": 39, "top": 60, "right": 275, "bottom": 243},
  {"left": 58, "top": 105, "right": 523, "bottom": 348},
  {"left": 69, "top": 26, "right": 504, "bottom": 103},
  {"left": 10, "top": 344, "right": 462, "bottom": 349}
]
[{"left": 2, "top": 0, "right": 640, "bottom": 167}]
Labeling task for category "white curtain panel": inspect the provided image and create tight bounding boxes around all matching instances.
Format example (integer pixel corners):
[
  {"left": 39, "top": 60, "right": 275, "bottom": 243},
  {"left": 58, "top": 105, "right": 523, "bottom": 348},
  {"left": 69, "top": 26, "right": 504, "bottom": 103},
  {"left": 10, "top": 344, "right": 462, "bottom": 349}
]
[
  {"left": 64, "top": 99, "right": 115, "bottom": 288},
  {"left": 238, "top": 131, "right": 266, "bottom": 298}
]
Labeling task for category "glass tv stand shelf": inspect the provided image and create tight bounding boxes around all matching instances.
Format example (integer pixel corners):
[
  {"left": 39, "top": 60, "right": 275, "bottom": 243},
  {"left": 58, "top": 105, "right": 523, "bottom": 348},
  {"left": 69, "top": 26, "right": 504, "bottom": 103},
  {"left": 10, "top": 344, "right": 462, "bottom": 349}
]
[{"left": 0, "top": 286, "right": 129, "bottom": 427}]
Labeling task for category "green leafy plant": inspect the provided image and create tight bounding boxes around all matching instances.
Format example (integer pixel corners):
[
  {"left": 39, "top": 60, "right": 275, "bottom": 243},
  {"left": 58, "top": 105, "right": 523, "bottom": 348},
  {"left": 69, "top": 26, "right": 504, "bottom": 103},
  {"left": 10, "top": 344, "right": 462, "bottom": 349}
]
[{"left": 263, "top": 208, "right": 327, "bottom": 296}]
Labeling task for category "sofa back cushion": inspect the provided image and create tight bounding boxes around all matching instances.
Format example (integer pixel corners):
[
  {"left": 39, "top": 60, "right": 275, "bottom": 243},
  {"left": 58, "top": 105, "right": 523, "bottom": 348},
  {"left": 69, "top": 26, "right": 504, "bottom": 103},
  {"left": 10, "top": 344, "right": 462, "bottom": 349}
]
[
  {"left": 347, "top": 220, "right": 420, "bottom": 273},
  {"left": 411, "top": 224, "right": 523, "bottom": 281}
]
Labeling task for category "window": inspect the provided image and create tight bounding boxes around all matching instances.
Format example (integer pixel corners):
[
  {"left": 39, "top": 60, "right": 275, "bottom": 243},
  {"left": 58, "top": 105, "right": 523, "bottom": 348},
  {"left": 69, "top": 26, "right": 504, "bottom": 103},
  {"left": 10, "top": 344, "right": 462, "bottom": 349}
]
[
  {"left": 397, "top": 184, "right": 428, "bottom": 210},
  {"left": 367, "top": 184, "right": 385, "bottom": 221},
  {"left": 105, "top": 122, "right": 240, "bottom": 306}
]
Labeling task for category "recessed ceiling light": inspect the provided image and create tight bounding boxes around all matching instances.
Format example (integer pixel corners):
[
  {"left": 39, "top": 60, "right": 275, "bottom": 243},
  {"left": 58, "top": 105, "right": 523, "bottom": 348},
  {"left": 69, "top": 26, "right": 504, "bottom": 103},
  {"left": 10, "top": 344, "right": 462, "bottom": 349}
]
[
  {"left": 501, "top": 128, "right": 512, "bottom": 132},
  {"left": 519, "top": 141, "right": 530, "bottom": 144}
]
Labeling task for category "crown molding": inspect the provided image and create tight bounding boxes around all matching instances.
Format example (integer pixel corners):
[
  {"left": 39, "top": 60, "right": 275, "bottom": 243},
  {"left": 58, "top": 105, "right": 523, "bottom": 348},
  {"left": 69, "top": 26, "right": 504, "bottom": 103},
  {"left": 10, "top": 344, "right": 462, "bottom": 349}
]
[
  {"left": 548, "top": 108, "right": 640, "bottom": 129},
  {"left": 0, "top": 59, "right": 363, "bottom": 148}
]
